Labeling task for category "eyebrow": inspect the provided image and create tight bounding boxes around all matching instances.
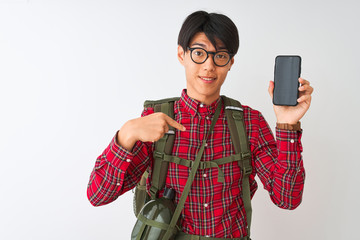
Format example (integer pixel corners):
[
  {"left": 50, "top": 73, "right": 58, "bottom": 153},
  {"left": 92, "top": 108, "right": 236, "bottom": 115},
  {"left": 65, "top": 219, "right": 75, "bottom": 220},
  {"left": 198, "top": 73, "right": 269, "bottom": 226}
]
[{"left": 191, "top": 42, "right": 227, "bottom": 51}]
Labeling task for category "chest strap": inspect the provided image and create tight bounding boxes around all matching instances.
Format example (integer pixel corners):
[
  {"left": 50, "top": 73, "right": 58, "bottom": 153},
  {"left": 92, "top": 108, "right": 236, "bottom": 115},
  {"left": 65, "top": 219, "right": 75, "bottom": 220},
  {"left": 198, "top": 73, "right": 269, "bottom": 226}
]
[{"left": 155, "top": 151, "right": 246, "bottom": 183}]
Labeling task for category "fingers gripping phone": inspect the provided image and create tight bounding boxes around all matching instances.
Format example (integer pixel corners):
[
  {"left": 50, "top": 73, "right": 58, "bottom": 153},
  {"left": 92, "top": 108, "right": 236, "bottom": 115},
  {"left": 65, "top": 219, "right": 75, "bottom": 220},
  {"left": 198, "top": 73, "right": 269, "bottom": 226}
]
[{"left": 273, "top": 55, "right": 302, "bottom": 106}]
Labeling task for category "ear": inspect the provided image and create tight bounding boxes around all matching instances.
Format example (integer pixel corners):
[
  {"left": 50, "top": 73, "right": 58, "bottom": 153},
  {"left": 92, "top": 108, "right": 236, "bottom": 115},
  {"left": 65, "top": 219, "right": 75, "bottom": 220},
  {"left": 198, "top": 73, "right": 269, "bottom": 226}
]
[
  {"left": 177, "top": 45, "right": 185, "bottom": 66},
  {"left": 229, "top": 57, "right": 235, "bottom": 71}
]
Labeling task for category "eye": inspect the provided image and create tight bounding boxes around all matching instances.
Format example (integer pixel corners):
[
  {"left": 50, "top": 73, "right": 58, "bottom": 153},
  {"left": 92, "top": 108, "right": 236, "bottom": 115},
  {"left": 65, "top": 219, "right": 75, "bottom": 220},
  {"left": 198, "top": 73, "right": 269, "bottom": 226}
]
[
  {"left": 194, "top": 50, "right": 204, "bottom": 56},
  {"left": 215, "top": 53, "right": 229, "bottom": 59}
]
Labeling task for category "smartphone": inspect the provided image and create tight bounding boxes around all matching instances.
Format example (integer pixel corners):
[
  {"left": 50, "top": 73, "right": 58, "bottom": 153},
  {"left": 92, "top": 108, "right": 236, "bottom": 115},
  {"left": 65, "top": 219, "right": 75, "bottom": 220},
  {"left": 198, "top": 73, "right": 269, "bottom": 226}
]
[{"left": 273, "top": 55, "right": 302, "bottom": 106}]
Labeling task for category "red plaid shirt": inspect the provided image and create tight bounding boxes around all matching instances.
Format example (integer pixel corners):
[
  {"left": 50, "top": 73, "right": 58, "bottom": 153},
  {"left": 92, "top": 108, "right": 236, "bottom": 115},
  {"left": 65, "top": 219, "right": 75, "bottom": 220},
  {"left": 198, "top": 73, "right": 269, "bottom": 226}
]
[{"left": 87, "top": 89, "right": 305, "bottom": 238}]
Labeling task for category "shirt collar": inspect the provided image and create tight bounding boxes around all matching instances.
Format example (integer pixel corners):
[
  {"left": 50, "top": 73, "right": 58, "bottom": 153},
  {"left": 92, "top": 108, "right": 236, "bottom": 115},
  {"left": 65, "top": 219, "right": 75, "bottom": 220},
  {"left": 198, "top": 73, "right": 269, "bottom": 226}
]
[{"left": 179, "top": 89, "right": 221, "bottom": 117}]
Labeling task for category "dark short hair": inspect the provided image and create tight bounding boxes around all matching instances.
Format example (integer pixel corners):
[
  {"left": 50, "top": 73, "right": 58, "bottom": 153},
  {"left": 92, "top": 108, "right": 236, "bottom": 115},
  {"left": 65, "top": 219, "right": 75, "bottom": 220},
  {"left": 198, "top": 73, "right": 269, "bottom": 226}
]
[{"left": 178, "top": 10, "right": 239, "bottom": 55}]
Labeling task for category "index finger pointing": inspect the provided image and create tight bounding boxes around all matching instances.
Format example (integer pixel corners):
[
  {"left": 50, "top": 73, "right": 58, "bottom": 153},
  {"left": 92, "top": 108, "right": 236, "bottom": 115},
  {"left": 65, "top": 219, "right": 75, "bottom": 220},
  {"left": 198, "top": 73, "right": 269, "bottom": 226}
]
[{"left": 164, "top": 115, "right": 186, "bottom": 131}]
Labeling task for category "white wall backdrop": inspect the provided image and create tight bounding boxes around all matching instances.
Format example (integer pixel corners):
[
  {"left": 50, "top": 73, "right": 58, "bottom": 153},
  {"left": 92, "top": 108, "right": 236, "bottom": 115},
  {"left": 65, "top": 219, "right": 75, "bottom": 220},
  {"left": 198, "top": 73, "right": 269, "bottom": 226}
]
[{"left": 1, "top": 0, "right": 359, "bottom": 239}]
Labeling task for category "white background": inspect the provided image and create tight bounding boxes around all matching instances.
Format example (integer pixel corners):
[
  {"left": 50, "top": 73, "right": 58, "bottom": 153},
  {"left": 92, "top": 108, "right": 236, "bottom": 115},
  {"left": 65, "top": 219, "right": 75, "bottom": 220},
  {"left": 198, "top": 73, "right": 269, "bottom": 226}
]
[{"left": 0, "top": 0, "right": 359, "bottom": 239}]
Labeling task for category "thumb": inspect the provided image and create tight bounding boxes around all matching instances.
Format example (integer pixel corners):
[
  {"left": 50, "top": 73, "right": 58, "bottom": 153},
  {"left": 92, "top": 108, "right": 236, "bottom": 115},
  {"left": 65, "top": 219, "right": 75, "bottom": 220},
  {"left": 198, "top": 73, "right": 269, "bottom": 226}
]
[{"left": 268, "top": 81, "right": 274, "bottom": 98}]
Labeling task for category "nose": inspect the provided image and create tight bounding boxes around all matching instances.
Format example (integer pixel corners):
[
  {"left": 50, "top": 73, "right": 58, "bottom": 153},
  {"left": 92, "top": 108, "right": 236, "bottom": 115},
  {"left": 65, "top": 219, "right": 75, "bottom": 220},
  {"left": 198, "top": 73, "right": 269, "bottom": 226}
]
[{"left": 202, "top": 54, "right": 216, "bottom": 71}]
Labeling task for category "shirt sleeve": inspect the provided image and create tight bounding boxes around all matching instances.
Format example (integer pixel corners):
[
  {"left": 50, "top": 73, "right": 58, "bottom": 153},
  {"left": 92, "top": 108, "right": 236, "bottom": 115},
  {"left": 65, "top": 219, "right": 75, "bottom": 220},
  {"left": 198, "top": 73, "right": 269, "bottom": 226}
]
[
  {"left": 252, "top": 112, "right": 305, "bottom": 210},
  {"left": 87, "top": 108, "right": 154, "bottom": 207}
]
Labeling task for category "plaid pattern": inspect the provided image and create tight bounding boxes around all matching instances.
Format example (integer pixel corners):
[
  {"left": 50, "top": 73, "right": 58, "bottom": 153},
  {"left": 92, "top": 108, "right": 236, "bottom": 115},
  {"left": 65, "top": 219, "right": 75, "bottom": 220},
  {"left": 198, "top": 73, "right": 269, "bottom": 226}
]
[{"left": 87, "top": 89, "right": 305, "bottom": 238}]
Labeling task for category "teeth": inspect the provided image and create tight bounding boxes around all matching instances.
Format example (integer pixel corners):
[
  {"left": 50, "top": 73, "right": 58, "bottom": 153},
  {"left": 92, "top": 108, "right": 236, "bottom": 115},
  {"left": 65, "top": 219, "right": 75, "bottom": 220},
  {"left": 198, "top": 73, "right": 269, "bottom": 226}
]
[{"left": 201, "top": 77, "right": 215, "bottom": 81}]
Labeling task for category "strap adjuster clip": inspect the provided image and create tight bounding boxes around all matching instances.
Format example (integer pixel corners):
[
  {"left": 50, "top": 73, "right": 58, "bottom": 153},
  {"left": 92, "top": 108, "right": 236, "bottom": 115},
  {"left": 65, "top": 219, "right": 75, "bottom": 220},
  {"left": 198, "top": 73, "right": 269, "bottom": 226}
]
[
  {"left": 241, "top": 151, "right": 251, "bottom": 159},
  {"left": 149, "top": 186, "right": 158, "bottom": 199},
  {"left": 243, "top": 166, "right": 253, "bottom": 175},
  {"left": 154, "top": 151, "right": 164, "bottom": 159}
]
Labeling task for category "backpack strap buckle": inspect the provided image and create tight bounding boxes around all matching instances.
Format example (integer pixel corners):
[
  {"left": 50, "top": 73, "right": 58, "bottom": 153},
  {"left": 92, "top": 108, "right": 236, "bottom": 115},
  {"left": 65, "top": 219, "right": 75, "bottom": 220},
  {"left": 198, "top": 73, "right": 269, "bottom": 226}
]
[
  {"left": 243, "top": 165, "right": 253, "bottom": 176},
  {"left": 154, "top": 151, "right": 164, "bottom": 159},
  {"left": 241, "top": 151, "right": 252, "bottom": 176},
  {"left": 149, "top": 186, "right": 158, "bottom": 199},
  {"left": 241, "top": 151, "right": 251, "bottom": 159}
]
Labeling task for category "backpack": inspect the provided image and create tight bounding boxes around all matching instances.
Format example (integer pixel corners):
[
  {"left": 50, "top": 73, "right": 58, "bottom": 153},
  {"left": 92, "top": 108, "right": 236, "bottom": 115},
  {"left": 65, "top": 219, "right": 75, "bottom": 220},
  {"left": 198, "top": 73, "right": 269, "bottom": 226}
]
[{"left": 133, "top": 95, "right": 253, "bottom": 238}]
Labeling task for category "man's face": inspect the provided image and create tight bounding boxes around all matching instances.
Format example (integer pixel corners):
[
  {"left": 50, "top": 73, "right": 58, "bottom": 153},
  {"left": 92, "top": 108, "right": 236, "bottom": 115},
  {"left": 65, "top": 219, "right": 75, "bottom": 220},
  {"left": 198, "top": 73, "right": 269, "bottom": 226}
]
[{"left": 177, "top": 32, "right": 234, "bottom": 105}]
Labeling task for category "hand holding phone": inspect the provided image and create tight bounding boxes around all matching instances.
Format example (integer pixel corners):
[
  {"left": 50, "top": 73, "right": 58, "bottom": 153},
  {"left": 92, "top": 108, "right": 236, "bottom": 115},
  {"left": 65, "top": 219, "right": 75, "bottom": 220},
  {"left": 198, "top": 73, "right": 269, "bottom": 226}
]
[
  {"left": 269, "top": 55, "right": 313, "bottom": 124},
  {"left": 273, "top": 55, "right": 302, "bottom": 106}
]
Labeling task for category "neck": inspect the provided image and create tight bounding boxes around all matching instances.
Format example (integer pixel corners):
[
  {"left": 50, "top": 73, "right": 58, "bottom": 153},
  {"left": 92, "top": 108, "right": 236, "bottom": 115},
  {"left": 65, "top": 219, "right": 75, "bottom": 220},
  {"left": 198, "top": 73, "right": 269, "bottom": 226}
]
[{"left": 186, "top": 89, "right": 220, "bottom": 105}]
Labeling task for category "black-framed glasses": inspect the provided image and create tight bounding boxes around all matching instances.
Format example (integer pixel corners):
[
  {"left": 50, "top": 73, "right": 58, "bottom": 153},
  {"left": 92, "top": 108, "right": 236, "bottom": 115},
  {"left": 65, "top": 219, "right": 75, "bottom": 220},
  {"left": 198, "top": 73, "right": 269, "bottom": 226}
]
[{"left": 187, "top": 47, "right": 234, "bottom": 67}]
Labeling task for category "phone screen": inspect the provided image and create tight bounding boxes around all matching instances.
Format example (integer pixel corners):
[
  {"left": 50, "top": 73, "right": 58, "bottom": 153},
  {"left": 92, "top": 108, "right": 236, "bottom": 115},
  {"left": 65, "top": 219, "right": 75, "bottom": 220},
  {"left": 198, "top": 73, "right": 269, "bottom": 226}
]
[{"left": 273, "top": 55, "right": 301, "bottom": 106}]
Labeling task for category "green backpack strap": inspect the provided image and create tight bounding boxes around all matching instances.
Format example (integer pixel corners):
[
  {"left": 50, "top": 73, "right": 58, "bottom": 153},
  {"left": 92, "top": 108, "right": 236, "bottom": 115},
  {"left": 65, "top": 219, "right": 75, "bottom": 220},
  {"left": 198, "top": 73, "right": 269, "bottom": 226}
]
[
  {"left": 222, "top": 95, "right": 252, "bottom": 237},
  {"left": 144, "top": 97, "right": 180, "bottom": 199}
]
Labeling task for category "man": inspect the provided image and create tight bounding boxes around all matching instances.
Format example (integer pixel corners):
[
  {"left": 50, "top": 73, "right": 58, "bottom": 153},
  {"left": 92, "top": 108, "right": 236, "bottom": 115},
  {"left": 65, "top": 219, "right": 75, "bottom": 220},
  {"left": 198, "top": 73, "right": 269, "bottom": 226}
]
[{"left": 87, "top": 10, "right": 313, "bottom": 239}]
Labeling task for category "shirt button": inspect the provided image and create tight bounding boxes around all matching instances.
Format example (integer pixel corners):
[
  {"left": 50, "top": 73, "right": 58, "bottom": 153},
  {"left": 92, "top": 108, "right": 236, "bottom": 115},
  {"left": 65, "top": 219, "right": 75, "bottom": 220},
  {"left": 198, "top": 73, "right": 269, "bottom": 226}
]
[
  {"left": 126, "top": 159, "right": 131, "bottom": 163},
  {"left": 205, "top": 235, "right": 210, "bottom": 238},
  {"left": 290, "top": 139, "right": 295, "bottom": 143},
  {"left": 116, "top": 183, "right": 121, "bottom": 186},
  {"left": 200, "top": 103, "right": 204, "bottom": 108},
  {"left": 204, "top": 203, "right": 209, "bottom": 208},
  {"left": 203, "top": 173, "right": 207, "bottom": 177},
  {"left": 205, "top": 143, "right": 208, "bottom": 147},
  {"left": 206, "top": 116, "right": 210, "bottom": 120}
]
